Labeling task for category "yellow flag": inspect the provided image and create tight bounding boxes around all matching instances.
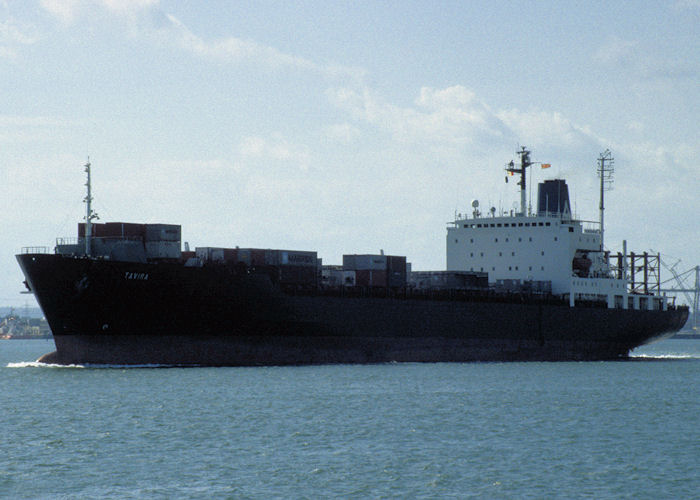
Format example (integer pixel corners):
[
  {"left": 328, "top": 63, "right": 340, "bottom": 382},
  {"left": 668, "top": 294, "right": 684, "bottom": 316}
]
[{"left": 541, "top": 163, "right": 551, "bottom": 169}]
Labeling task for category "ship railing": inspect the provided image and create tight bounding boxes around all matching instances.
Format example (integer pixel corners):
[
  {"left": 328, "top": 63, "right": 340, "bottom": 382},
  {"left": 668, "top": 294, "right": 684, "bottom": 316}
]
[
  {"left": 582, "top": 222, "right": 600, "bottom": 233},
  {"left": 56, "top": 237, "right": 78, "bottom": 246},
  {"left": 56, "top": 236, "right": 144, "bottom": 247},
  {"left": 21, "top": 246, "right": 50, "bottom": 254}
]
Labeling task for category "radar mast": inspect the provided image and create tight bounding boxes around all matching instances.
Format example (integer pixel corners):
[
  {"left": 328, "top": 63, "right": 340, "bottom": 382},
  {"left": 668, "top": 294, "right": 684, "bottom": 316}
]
[
  {"left": 597, "top": 150, "right": 614, "bottom": 252},
  {"left": 505, "top": 146, "right": 532, "bottom": 215}
]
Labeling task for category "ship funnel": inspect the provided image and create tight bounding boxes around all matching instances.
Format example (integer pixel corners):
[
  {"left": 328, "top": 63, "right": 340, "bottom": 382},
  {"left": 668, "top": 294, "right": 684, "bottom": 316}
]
[{"left": 537, "top": 179, "right": 571, "bottom": 217}]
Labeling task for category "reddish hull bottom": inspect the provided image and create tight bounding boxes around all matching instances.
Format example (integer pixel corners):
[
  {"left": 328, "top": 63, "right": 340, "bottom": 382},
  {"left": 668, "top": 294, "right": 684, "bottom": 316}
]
[{"left": 37, "top": 332, "right": 639, "bottom": 366}]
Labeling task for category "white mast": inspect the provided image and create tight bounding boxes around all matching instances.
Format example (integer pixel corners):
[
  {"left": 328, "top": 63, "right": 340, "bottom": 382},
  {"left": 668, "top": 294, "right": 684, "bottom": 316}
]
[
  {"left": 83, "top": 158, "right": 99, "bottom": 256},
  {"left": 597, "top": 150, "right": 614, "bottom": 252}
]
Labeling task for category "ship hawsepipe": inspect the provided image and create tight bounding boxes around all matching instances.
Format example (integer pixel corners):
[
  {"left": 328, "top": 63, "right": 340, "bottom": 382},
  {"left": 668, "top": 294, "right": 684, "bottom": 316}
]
[{"left": 17, "top": 253, "right": 688, "bottom": 365}]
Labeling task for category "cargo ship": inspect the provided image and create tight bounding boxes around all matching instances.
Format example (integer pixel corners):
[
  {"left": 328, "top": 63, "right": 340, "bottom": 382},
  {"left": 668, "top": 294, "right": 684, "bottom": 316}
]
[{"left": 16, "top": 149, "right": 688, "bottom": 365}]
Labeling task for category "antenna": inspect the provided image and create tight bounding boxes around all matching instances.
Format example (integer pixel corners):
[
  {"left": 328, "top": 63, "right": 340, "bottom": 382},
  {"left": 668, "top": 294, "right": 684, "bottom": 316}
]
[
  {"left": 84, "top": 157, "right": 99, "bottom": 256},
  {"left": 597, "top": 150, "right": 614, "bottom": 251}
]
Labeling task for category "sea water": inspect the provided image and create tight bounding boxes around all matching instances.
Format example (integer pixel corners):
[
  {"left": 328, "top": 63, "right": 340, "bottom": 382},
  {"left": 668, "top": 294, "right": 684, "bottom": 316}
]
[{"left": 1, "top": 339, "right": 699, "bottom": 499}]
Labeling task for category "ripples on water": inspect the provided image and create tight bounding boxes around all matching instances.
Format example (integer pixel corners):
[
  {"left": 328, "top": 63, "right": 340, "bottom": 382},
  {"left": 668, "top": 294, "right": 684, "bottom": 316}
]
[{"left": 2, "top": 339, "right": 699, "bottom": 498}]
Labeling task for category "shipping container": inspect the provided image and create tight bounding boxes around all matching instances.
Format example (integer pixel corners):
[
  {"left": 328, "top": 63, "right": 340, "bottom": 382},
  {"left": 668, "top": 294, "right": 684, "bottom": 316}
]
[
  {"left": 251, "top": 249, "right": 266, "bottom": 266},
  {"left": 195, "top": 247, "right": 226, "bottom": 263},
  {"left": 355, "top": 269, "right": 387, "bottom": 287},
  {"left": 146, "top": 241, "right": 181, "bottom": 260},
  {"left": 236, "top": 249, "right": 251, "bottom": 266},
  {"left": 322, "top": 268, "right": 355, "bottom": 286},
  {"left": 223, "top": 248, "right": 238, "bottom": 262},
  {"left": 229, "top": 248, "right": 318, "bottom": 267},
  {"left": 79, "top": 222, "right": 145, "bottom": 238},
  {"left": 387, "top": 255, "right": 407, "bottom": 287},
  {"left": 279, "top": 265, "right": 318, "bottom": 286},
  {"left": 145, "top": 224, "right": 181, "bottom": 242},
  {"left": 343, "top": 254, "right": 388, "bottom": 271},
  {"left": 410, "top": 271, "right": 488, "bottom": 290}
]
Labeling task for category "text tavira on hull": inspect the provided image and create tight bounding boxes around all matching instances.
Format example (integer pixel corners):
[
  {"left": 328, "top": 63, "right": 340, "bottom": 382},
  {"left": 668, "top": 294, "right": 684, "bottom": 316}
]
[{"left": 17, "top": 149, "right": 688, "bottom": 365}]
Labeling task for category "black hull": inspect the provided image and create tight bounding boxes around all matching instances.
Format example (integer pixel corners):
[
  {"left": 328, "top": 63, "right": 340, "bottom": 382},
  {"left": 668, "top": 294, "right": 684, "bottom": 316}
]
[{"left": 17, "top": 254, "right": 689, "bottom": 365}]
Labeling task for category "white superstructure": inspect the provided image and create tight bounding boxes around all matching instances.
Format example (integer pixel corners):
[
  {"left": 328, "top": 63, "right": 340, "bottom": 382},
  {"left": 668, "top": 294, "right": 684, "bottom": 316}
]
[{"left": 446, "top": 148, "right": 669, "bottom": 311}]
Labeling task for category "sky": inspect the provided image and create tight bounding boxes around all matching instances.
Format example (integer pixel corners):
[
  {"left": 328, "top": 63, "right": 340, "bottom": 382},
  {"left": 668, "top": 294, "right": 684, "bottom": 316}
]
[{"left": 1, "top": 0, "right": 699, "bottom": 308}]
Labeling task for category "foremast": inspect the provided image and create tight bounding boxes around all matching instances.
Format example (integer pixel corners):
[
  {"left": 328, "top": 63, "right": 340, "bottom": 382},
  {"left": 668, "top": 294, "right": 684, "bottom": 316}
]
[{"left": 83, "top": 158, "right": 99, "bottom": 256}]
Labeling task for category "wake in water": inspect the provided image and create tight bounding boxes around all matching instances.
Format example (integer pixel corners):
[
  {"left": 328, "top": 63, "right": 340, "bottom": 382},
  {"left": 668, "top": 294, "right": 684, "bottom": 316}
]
[
  {"left": 629, "top": 353, "right": 700, "bottom": 360},
  {"left": 6, "top": 361, "right": 196, "bottom": 369},
  {"left": 7, "top": 361, "right": 85, "bottom": 369}
]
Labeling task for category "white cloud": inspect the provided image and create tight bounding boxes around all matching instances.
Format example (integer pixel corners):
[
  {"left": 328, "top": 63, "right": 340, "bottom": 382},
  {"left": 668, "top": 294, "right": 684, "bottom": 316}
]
[
  {"left": 161, "top": 13, "right": 318, "bottom": 72},
  {"left": 324, "top": 123, "right": 361, "bottom": 144},
  {"left": 0, "top": 18, "right": 39, "bottom": 59},
  {"left": 38, "top": 0, "right": 363, "bottom": 80},
  {"left": 162, "top": 11, "right": 367, "bottom": 80},
  {"left": 156, "top": 13, "right": 362, "bottom": 80},
  {"left": 328, "top": 85, "right": 509, "bottom": 148},
  {"left": 496, "top": 109, "right": 602, "bottom": 150},
  {"left": 40, "top": 0, "right": 157, "bottom": 23}
]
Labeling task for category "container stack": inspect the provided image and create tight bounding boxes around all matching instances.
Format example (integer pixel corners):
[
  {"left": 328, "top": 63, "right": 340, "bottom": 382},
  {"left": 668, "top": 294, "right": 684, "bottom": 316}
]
[
  {"left": 342, "top": 254, "right": 407, "bottom": 288},
  {"left": 410, "top": 271, "right": 488, "bottom": 290},
  {"left": 194, "top": 247, "right": 318, "bottom": 286},
  {"left": 144, "top": 224, "right": 181, "bottom": 260},
  {"left": 322, "top": 266, "right": 356, "bottom": 287},
  {"left": 78, "top": 222, "right": 145, "bottom": 239},
  {"left": 76, "top": 222, "right": 181, "bottom": 260}
]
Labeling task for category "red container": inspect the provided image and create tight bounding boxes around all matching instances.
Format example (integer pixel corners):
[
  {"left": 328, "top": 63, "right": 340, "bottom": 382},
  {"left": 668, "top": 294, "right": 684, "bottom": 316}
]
[
  {"left": 355, "top": 269, "right": 387, "bottom": 287},
  {"left": 223, "top": 248, "right": 238, "bottom": 262},
  {"left": 79, "top": 222, "right": 145, "bottom": 238},
  {"left": 251, "top": 249, "right": 266, "bottom": 266}
]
